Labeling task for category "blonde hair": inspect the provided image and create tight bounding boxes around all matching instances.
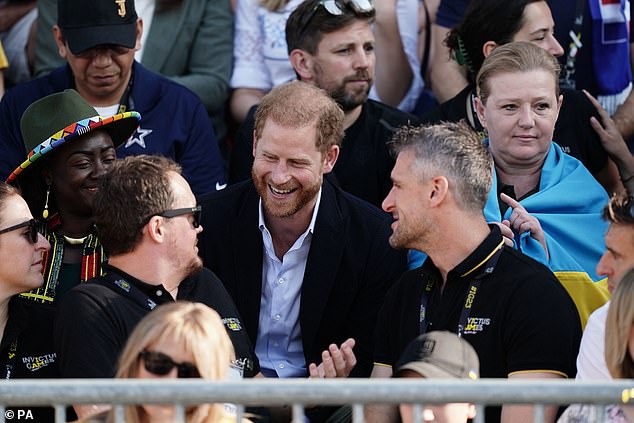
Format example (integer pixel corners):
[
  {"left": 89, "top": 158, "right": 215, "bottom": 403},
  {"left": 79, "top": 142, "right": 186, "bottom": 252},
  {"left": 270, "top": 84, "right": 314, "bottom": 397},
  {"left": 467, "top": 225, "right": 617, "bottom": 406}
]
[
  {"left": 476, "top": 41, "right": 560, "bottom": 105},
  {"left": 605, "top": 268, "right": 634, "bottom": 379},
  {"left": 114, "top": 302, "right": 236, "bottom": 423}
]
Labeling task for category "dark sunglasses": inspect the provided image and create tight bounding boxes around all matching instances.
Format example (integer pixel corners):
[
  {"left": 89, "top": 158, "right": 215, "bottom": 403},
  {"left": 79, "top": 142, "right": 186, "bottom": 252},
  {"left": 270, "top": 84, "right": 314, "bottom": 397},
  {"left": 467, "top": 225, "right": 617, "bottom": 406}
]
[
  {"left": 296, "top": 0, "right": 374, "bottom": 44},
  {"left": 139, "top": 350, "right": 200, "bottom": 378},
  {"left": 144, "top": 206, "right": 202, "bottom": 229},
  {"left": 0, "top": 219, "right": 38, "bottom": 244}
]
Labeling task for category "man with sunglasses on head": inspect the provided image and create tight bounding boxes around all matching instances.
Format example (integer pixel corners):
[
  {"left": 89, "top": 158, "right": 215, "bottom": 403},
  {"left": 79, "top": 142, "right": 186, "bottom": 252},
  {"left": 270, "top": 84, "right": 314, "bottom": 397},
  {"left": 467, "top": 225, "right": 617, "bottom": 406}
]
[
  {"left": 0, "top": 0, "right": 226, "bottom": 196},
  {"left": 576, "top": 194, "right": 634, "bottom": 381},
  {"left": 54, "top": 155, "right": 258, "bottom": 420},
  {"left": 229, "top": 0, "right": 418, "bottom": 209}
]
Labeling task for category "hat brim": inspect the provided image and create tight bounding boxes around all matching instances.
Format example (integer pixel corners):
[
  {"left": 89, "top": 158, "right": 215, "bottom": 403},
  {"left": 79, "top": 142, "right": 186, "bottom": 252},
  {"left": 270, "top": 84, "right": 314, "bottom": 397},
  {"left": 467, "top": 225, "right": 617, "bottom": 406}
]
[
  {"left": 6, "top": 111, "right": 141, "bottom": 184},
  {"left": 64, "top": 23, "right": 137, "bottom": 55},
  {"left": 396, "top": 362, "right": 460, "bottom": 379}
]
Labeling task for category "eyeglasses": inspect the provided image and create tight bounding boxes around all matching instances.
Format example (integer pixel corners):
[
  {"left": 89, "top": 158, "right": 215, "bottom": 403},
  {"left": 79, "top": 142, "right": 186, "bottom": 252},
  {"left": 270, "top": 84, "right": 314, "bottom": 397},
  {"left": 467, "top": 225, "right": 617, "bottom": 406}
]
[
  {"left": 144, "top": 206, "right": 202, "bottom": 229},
  {"left": 296, "top": 0, "right": 374, "bottom": 45},
  {"left": 0, "top": 219, "right": 38, "bottom": 244},
  {"left": 139, "top": 351, "right": 200, "bottom": 378}
]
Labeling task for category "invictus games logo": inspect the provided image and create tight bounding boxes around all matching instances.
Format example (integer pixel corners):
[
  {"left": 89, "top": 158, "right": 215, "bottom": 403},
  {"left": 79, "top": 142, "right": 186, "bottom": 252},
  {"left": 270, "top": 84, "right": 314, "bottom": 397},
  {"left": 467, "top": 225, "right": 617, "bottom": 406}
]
[
  {"left": 114, "top": 279, "right": 130, "bottom": 292},
  {"left": 22, "top": 353, "right": 57, "bottom": 372},
  {"left": 463, "top": 317, "right": 491, "bottom": 334},
  {"left": 222, "top": 318, "right": 242, "bottom": 331}
]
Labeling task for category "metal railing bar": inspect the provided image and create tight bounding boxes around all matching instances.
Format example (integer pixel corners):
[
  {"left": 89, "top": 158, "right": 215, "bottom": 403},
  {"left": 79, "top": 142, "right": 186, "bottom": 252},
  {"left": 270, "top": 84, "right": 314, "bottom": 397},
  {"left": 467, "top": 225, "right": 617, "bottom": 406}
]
[
  {"left": 291, "top": 403, "right": 304, "bottom": 423},
  {"left": 352, "top": 403, "right": 364, "bottom": 423}
]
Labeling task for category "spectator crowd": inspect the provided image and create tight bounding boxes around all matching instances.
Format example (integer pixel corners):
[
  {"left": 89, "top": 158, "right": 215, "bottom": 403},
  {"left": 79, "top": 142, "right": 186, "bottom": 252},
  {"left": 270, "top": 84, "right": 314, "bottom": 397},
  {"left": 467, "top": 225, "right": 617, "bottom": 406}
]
[{"left": 0, "top": 0, "right": 633, "bottom": 422}]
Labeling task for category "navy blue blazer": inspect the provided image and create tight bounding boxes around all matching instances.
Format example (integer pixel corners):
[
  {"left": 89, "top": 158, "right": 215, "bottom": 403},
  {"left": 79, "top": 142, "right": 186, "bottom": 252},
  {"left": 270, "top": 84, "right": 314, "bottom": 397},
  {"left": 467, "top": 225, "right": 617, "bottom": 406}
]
[{"left": 198, "top": 179, "right": 407, "bottom": 377}]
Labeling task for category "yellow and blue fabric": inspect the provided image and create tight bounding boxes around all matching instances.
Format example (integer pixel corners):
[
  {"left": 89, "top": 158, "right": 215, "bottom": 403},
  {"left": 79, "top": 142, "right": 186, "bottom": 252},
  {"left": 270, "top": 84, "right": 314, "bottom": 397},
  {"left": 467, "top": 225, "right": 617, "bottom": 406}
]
[{"left": 483, "top": 142, "right": 609, "bottom": 327}]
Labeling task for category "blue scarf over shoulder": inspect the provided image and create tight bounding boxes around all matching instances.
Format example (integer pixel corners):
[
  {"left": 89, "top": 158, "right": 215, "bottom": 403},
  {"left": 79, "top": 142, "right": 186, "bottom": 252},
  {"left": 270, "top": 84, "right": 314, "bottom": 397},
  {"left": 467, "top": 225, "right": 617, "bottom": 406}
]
[{"left": 483, "top": 142, "right": 607, "bottom": 281}]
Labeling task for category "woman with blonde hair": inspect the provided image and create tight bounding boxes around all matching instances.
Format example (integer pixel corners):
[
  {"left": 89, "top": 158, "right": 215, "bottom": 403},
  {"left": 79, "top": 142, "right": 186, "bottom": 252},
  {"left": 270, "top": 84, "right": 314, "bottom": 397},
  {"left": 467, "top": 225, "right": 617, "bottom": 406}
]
[
  {"left": 605, "top": 268, "right": 634, "bottom": 382},
  {"left": 103, "top": 301, "right": 236, "bottom": 423}
]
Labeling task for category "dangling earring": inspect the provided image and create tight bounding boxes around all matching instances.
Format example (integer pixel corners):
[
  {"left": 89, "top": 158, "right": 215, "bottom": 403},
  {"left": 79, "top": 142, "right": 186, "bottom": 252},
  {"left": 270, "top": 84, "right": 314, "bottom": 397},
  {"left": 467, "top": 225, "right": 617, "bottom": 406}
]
[{"left": 43, "top": 186, "right": 50, "bottom": 219}]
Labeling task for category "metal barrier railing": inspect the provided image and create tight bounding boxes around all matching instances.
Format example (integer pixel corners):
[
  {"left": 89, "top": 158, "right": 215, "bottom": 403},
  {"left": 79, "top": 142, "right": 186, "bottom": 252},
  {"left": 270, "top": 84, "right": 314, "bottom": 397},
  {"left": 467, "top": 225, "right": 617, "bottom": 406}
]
[{"left": 0, "top": 379, "right": 632, "bottom": 423}]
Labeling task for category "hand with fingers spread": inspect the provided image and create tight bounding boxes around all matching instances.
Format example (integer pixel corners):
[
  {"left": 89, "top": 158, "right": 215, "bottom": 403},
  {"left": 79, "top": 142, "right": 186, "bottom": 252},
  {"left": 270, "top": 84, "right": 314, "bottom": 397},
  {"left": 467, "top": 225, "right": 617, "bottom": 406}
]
[
  {"left": 308, "top": 338, "right": 357, "bottom": 378},
  {"left": 584, "top": 90, "right": 634, "bottom": 194},
  {"left": 500, "top": 193, "right": 548, "bottom": 260},
  {"left": 584, "top": 90, "right": 631, "bottom": 159}
]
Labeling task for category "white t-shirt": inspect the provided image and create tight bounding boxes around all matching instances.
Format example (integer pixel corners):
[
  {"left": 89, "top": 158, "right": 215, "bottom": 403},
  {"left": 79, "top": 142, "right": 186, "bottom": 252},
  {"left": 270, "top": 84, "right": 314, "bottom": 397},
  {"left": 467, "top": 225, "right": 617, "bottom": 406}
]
[{"left": 575, "top": 301, "right": 611, "bottom": 380}]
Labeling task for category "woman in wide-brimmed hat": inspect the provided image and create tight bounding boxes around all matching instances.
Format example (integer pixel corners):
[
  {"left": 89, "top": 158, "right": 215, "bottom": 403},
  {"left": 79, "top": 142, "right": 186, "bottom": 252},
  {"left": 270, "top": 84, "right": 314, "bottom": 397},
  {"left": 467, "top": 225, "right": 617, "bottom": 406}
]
[{"left": 7, "top": 89, "right": 140, "bottom": 304}]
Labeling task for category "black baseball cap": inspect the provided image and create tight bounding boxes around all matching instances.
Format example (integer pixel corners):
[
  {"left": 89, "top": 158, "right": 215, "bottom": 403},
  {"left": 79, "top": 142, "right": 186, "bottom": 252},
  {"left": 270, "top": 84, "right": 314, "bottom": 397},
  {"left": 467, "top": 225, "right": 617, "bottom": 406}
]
[{"left": 58, "top": 0, "right": 138, "bottom": 55}]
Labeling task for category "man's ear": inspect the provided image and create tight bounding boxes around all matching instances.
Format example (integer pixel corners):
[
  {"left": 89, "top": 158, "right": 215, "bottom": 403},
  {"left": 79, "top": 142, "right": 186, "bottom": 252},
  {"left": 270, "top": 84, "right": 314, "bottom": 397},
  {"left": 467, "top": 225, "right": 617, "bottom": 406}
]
[
  {"left": 322, "top": 145, "right": 340, "bottom": 174},
  {"left": 428, "top": 175, "right": 449, "bottom": 207},
  {"left": 145, "top": 216, "right": 166, "bottom": 244},
  {"left": 135, "top": 18, "right": 143, "bottom": 51},
  {"left": 52, "top": 25, "right": 68, "bottom": 59},
  {"left": 289, "top": 49, "right": 314, "bottom": 81}
]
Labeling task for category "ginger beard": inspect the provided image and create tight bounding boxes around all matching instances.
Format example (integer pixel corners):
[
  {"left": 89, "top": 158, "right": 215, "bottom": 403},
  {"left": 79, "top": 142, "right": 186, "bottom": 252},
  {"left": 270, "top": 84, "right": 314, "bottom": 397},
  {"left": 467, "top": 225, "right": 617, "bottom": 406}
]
[{"left": 252, "top": 167, "right": 322, "bottom": 218}]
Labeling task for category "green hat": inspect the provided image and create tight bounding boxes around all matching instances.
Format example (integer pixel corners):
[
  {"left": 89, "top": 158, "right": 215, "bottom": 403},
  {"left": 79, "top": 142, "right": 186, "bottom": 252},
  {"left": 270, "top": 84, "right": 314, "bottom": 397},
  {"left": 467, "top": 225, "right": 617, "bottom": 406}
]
[{"left": 6, "top": 89, "right": 141, "bottom": 184}]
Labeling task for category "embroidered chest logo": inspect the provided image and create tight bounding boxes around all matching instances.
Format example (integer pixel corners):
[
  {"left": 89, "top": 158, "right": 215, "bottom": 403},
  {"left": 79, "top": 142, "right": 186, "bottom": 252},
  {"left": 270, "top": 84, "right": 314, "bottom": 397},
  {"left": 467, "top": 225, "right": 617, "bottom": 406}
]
[
  {"left": 114, "top": 279, "right": 130, "bottom": 292},
  {"left": 222, "top": 318, "right": 242, "bottom": 331},
  {"left": 125, "top": 127, "right": 153, "bottom": 149},
  {"left": 463, "top": 317, "right": 491, "bottom": 334},
  {"left": 22, "top": 353, "right": 57, "bottom": 372}
]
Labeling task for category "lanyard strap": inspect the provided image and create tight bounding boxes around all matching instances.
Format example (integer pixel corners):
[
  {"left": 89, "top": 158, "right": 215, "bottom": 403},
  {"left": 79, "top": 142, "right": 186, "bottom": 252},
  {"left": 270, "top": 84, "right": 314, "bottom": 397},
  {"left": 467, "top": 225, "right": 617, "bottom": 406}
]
[
  {"left": 117, "top": 65, "right": 135, "bottom": 114},
  {"left": 98, "top": 271, "right": 160, "bottom": 311},
  {"left": 419, "top": 240, "right": 504, "bottom": 337},
  {"left": 4, "top": 340, "right": 18, "bottom": 380}
]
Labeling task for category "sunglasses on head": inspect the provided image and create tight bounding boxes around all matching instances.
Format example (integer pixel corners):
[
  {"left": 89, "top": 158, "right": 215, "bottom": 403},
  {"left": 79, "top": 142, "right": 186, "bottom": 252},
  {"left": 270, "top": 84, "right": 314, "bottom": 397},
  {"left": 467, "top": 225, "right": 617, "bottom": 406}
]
[
  {"left": 0, "top": 219, "right": 38, "bottom": 244},
  {"left": 607, "top": 196, "right": 634, "bottom": 222},
  {"left": 143, "top": 206, "right": 202, "bottom": 229},
  {"left": 296, "top": 0, "right": 374, "bottom": 44},
  {"left": 139, "top": 350, "right": 200, "bottom": 378}
]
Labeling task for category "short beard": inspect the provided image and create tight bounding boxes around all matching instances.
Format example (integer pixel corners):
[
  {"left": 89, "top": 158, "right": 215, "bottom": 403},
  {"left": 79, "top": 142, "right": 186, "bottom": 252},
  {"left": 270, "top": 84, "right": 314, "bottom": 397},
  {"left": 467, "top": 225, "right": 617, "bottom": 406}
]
[
  {"left": 252, "top": 169, "right": 321, "bottom": 218},
  {"left": 319, "top": 67, "right": 372, "bottom": 112}
]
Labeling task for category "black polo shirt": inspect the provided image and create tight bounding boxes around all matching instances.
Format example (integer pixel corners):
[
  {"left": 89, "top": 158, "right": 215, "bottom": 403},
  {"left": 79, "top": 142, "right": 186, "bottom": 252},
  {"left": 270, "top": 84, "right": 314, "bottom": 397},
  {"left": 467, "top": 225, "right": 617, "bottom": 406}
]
[
  {"left": 0, "top": 298, "right": 59, "bottom": 421},
  {"left": 374, "top": 226, "right": 581, "bottom": 423},
  {"left": 55, "top": 265, "right": 259, "bottom": 380}
]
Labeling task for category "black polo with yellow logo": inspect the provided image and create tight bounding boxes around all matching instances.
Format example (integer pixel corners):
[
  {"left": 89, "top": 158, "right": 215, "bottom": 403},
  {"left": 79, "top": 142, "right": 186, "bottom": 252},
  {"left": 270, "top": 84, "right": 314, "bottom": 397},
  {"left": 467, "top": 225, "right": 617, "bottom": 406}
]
[{"left": 374, "top": 225, "right": 581, "bottom": 422}]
